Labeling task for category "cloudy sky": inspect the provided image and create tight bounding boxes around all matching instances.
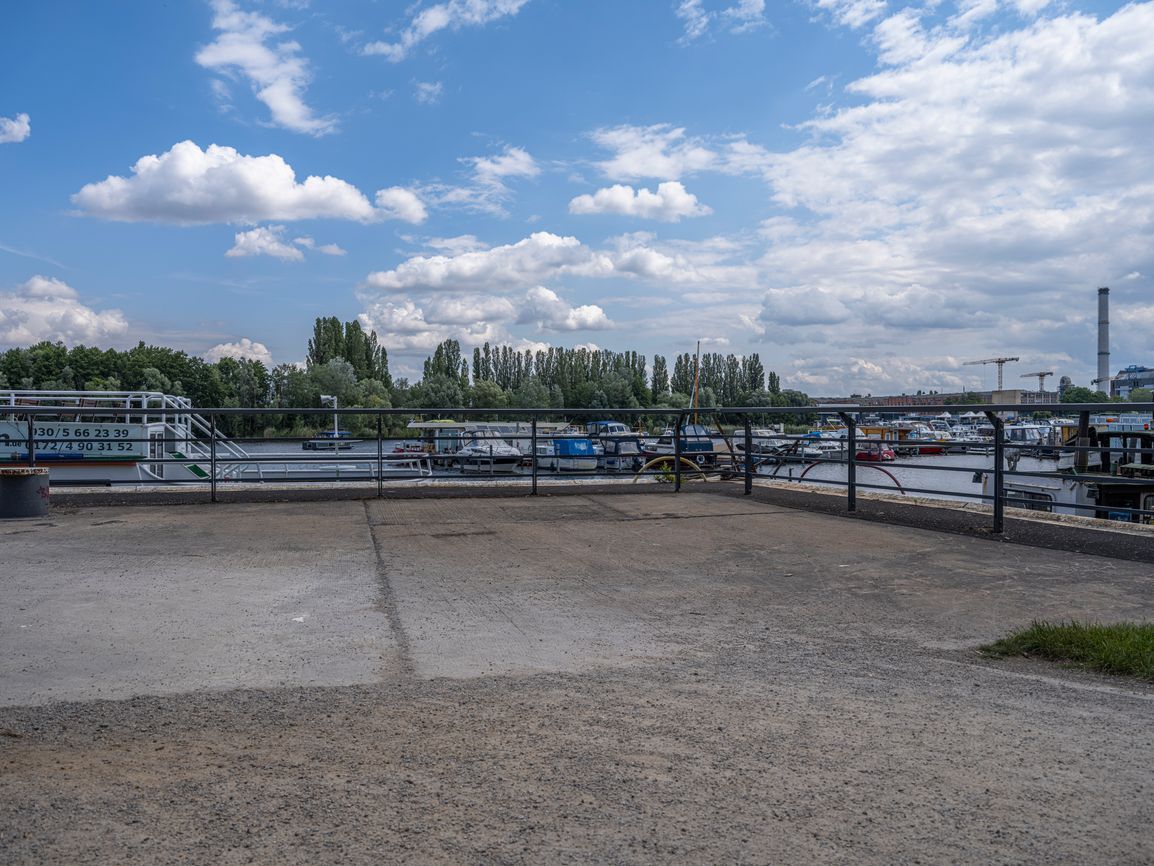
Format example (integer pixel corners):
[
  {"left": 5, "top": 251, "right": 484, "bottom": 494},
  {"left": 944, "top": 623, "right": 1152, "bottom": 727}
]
[{"left": 1, "top": 0, "right": 1150, "bottom": 393}]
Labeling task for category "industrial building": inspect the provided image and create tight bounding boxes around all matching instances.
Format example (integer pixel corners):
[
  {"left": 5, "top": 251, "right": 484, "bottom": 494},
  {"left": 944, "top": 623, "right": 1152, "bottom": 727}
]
[{"left": 1111, "top": 365, "right": 1154, "bottom": 399}]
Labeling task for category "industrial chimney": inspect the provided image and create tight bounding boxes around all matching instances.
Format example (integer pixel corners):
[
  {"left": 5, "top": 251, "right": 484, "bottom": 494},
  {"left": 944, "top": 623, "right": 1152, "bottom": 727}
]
[{"left": 1097, "top": 287, "right": 1110, "bottom": 388}]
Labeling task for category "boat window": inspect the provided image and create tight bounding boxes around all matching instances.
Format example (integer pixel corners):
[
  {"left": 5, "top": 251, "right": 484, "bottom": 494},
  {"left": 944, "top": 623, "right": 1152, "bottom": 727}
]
[{"left": 1008, "top": 489, "right": 1053, "bottom": 512}]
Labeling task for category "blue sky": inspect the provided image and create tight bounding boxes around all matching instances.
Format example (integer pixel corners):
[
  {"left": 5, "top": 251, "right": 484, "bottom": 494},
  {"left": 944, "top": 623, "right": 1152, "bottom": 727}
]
[{"left": 1, "top": 0, "right": 1150, "bottom": 393}]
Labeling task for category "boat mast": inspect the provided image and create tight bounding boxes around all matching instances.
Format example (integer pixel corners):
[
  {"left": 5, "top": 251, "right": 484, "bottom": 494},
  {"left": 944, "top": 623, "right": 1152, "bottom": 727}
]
[{"left": 691, "top": 340, "right": 701, "bottom": 425}]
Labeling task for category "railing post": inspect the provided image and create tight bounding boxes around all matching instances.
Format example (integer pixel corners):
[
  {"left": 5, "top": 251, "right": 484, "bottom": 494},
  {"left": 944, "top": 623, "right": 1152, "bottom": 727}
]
[
  {"left": 376, "top": 413, "right": 384, "bottom": 498},
  {"left": 674, "top": 411, "right": 683, "bottom": 493},
  {"left": 840, "top": 412, "right": 857, "bottom": 513},
  {"left": 743, "top": 416, "right": 752, "bottom": 495},
  {"left": 26, "top": 417, "right": 35, "bottom": 468},
  {"left": 530, "top": 417, "right": 538, "bottom": 496},
  {"left": 986, "top": 411, "right": 1004, "bottom": 533},
  {"left": 209, "top": 413, "right": 218, "bottom": 504},
  {"left": 1075, "top": 410, "right": 1090, "bottom": 471}
]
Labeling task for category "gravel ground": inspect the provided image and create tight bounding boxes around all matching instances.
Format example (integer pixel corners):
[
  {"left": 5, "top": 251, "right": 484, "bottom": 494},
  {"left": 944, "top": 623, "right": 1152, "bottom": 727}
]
[{"left": 2, "top": 492, "right": 1153, "bottom": 864}]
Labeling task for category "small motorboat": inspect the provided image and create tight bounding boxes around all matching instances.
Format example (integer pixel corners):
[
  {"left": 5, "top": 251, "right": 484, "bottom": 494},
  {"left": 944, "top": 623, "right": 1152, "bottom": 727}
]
[
  {"left": 535, "top": 432, "right": 599, "bottom": 472},
  {"left": 455, "top": 436, "right": 523, "bottom": 473},
  {"left": 855, "top": 443, "right": 896, "bottom": 462},
  {"left": 302, "top": 430, "right": 360, "bottom": 451}
]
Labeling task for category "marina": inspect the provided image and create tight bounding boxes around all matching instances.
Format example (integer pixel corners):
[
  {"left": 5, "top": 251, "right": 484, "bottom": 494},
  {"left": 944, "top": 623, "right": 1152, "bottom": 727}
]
[{"left": 3, "top": 388, "right": 1152, "bottom": 528}]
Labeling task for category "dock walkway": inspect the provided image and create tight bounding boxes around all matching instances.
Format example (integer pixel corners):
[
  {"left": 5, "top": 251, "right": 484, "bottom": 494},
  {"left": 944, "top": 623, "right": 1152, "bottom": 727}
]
[{"left": 2, "top": 491, "right": 1152, "bottom": 863}]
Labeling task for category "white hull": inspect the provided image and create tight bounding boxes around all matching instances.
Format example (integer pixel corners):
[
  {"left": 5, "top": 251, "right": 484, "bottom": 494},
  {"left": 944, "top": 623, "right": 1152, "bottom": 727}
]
[{"left": 539, "top": 455, "right": 599, "bottom": 472}]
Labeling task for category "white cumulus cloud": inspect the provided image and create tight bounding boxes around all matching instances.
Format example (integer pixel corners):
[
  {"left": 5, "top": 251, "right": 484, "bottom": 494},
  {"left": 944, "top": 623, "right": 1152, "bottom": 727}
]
[
  {"left": 569, "top": 181, "right": 711, "bottom": 222},
  {"left": 591, "top": 124, "right": 719, "bottom": 181},
  {"left": 363, "top": 232, "right": 610, "bottom": 293},
  {"left": 357, "top": 298, "right": 508, "bottom": 352},
  {"left": 226, "top": 226, "right": 347, "bottom": 260},
  {"left": 0, "top": 113, "right": 30, "bottom": 144},
  {"left": 203, "top": 337, "right": 274, "bottom": 367},
  {"left": 0, "top": 276, "right": 129, "bottom": 348},
  {"left": 72, "top": 141, "right": 377, "bottom": 224},
  {"left": 469, "top": 146, "right": 539, "bottom": 188},
  {"left": 517, "top": 287, "right": 612, "bottom": 332},
  {"left": 227, "top": 225, "right": 304, "bottom": 260},
  {"left": 196, "top": 0, "right": 335, "bottom": 135},
  {"left": 292, "top": 236, "right": 346, "bottom": 256},
  {"left": 364, "top": 0, "right": 531, "bottom": 61},
  {"left": 363, "top": 230, "right": 756, "bottom": 296},
  {"left": 375, "top": 187, "right": 428, "bottom": 224}
]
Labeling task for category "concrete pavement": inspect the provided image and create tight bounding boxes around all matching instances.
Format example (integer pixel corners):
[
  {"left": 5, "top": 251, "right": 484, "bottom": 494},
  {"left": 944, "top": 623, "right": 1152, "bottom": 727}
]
[{"left": 1, "top": 491, "right": 1152, "bottom": 863}]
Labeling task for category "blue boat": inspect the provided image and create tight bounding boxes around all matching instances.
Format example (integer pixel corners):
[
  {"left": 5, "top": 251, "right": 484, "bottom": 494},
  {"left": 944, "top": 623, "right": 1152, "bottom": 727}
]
[{"left": 535, "top": 432, "right": 598, "bottom": 472}]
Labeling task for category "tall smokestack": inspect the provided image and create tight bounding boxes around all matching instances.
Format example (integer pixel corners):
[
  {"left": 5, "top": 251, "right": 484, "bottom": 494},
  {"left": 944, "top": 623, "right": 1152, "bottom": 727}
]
[{"left": 1097, "top": 286, "right": 1110, "bottom": 388}]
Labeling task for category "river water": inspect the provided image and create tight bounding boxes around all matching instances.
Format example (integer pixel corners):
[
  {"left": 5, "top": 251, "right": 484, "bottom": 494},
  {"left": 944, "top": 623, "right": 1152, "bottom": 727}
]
[
  {"left": 755, "top": 452, "right": 1056, "bottom": 504},
  {"left": 230, "top": 437, "right": 1054, "bottom": 504}
]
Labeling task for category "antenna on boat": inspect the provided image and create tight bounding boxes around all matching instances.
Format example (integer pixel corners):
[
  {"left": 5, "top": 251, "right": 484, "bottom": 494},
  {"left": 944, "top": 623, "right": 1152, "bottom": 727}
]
[{"left": 320, "top": 394, "right": 338, "bottom": 438}]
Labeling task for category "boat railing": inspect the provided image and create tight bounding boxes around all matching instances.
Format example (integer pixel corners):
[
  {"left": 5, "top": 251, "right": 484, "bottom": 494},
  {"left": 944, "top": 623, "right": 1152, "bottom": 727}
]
[{"left": 1, "top": 389, "right": 256, "bottom": 480}]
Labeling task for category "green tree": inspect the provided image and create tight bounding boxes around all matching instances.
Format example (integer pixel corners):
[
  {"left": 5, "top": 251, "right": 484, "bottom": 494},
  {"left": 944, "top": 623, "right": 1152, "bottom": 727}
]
[
  {"left": 308, "top": 359, "right": 358, "bottom": 404},
  {"left": 944, "top": 392, "right": 985, "bottom": 405},
  {"left": 510, "top": 378, "right": 550, "bottom": 408},
  {"left": 1061, "top": 386, "right": 1109, "bottom": 403},
  {"left": 307, "top": 316, "right": 345, "bottom": 367},
  {"left": 650, "top": 355, "right": 670, "bottom": 398},
  {"left": 470, "top": 379, "right": 508, "bottom": 409},
  {"left": 411, "top": 374, "right": 464, "bottom": 409},
  {"left": 423, "top": 339, "right": 466, "bottom": 382},
  {"left": 1127, "top": 387, "right": 1152, "bottom": 403},
  {"left": 742, "top": 353, "right": 765, "bottom": 394}
]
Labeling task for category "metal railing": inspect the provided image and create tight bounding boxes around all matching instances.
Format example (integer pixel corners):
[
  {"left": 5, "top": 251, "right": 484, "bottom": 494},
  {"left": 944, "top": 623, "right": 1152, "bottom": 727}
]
[{"left": 4, "top": 400, "right": 1153, "bottom": 532}]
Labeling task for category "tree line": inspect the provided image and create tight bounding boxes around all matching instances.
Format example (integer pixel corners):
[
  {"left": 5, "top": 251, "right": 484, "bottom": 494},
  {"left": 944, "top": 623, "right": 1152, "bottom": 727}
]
[{"left": 0, "top": 317, "right": 811, "bottom": 436}]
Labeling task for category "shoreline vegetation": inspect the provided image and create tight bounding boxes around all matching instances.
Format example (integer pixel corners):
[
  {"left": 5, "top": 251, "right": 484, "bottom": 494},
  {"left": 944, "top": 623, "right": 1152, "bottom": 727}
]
[
  {"left": 0, "top": 317, "right": 813, "bottom": 438},
  {"left": 981, "top": 621, "right": 1154, "bottom": 681}
]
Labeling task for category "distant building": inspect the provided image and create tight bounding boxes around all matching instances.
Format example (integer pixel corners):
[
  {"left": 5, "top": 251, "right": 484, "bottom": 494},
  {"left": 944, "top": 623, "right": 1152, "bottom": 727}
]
[
  {"left": 1111, "top": 365, "right": 1154, "bottom": 399},
  {"left": 811, "top": 389, "right": 1058, "bottom": 410}
]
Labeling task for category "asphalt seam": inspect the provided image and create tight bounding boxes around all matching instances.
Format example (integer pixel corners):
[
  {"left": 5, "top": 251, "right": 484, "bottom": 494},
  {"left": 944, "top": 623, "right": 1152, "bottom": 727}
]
[{"left": 362, "top": 500, "right": 415, "bottom": 679}]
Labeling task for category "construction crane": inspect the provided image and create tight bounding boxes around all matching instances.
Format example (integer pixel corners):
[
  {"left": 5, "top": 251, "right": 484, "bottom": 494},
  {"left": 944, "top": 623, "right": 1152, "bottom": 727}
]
[
  {"left": 964, "top": 356, "right": 1020, "bottom": 391},
  {"left": 1020, "top": 371, "right": 1053, "bottom": 392}
]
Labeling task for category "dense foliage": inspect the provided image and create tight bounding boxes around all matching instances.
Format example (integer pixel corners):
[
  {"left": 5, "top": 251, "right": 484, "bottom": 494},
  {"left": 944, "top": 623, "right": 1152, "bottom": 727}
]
[{"left": 0, "top": 325, "right": 810, "bottom": 436}]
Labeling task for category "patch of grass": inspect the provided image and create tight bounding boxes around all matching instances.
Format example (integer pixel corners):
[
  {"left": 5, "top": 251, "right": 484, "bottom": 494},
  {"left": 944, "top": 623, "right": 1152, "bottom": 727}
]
[{"left": 981, "top": 621, "right": 1154, "bottom": 681}]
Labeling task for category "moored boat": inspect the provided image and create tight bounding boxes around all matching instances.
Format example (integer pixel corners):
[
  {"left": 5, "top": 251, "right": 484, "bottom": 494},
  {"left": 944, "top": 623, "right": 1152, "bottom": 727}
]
[
  {"left": 535, "top": 430, "right": 599, "bottom": 472},
  {"left": 302, "top": 429, "right": 360, "bottom": 450},
  {"left": 642, "top": 423, "right": 734, "bottom": 467},
  {"left": 1, "top": 389, "right": 242, "bottom": 484},
  {"left": 455, "top": 435, "right": 523, "bottom": 473},
  {"left": 585, "top": 420, "right": 645, "bottom": 471}
]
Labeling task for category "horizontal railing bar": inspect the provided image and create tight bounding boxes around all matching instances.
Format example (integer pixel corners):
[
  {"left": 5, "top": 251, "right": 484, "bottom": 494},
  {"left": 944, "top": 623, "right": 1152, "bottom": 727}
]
[{"left": 5, "top": 402, "right": 1151, "bottom": 416}]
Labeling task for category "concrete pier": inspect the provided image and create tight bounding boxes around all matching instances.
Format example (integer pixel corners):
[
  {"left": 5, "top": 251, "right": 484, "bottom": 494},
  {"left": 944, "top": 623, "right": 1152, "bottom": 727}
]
[{"left": 2, "top": 490, "right": 1152, "bottom": 863}]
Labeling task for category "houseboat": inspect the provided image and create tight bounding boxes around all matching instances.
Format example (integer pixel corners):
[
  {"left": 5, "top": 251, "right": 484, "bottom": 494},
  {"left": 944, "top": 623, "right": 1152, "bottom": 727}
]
[{"left": 979, "top": 427, "right": 1154, "bottom": 523}]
